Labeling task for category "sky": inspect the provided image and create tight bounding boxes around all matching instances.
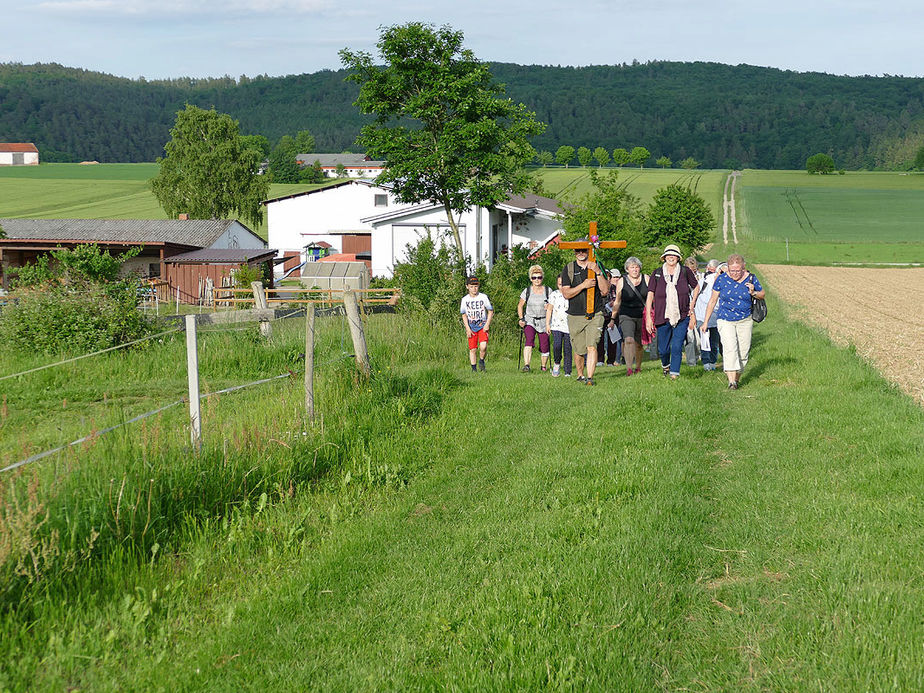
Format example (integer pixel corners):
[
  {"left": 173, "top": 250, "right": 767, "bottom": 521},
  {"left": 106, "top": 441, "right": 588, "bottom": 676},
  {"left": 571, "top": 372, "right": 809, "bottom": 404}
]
[{"left": 1, "top": 0, "right": 921, "bottom": 80}]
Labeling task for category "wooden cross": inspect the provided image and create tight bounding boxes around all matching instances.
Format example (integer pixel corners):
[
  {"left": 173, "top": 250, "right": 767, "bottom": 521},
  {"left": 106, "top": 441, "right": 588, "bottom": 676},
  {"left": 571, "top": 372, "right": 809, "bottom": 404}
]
[{"left": 558, "top": 222, "right": 627, "bottom": 318}]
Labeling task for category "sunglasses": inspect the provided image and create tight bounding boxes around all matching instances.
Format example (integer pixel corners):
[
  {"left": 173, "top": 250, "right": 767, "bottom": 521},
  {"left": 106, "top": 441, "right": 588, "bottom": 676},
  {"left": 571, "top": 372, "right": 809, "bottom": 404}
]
[{"left": 531, "top": 275, "right": 543, "bottom": 280}]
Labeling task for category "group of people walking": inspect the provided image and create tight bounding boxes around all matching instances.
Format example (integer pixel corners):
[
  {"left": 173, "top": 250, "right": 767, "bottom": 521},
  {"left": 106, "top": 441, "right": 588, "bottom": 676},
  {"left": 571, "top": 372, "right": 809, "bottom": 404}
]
[{"left": 461, "top": 243, "right": 765, "bottom": 389}]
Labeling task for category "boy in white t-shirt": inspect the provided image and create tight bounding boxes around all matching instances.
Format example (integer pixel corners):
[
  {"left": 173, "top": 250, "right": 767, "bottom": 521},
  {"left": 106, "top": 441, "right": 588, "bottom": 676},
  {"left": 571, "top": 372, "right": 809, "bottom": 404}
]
[{"left": 460, "top": 276, "right": 494, "bottom": 372}]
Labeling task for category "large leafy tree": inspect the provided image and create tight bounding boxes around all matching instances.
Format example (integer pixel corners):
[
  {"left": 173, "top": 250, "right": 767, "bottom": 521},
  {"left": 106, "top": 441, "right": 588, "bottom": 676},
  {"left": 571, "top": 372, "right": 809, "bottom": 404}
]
[
  {"left": 806, "top": 152, "right": 835, "bottom": 174},
  {"left": 269, "top": 135, "right": 300, "bottom": 183},
  {"left": 612, "top": 148, "right": 629, "bottom": 167},
  {"left": 629, "top": 146, "right": 651, "bottom": 168},
  {"left": 152, "top": 105, "right": 268, "bottom": 226},
  {"left": 593, "top": 146, "right": 610, "bottom": 168},
  {"left": 645, "top": 183, "right": 715, "bottom": 251},
  {"left": 577, "top": 146, "right": 593, "bottom": 167},
  {"left": 555, "top": 145, "right": 575, "bottom": 168},
  {"left": 340, "top": 23, "right": 545, "bottom": 257}
]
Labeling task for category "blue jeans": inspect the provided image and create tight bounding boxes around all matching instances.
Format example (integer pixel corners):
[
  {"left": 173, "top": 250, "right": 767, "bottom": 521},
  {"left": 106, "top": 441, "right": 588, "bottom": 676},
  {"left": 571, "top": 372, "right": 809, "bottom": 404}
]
[{"left": 657, "top": 318, "right": 690, "bottom": 375}]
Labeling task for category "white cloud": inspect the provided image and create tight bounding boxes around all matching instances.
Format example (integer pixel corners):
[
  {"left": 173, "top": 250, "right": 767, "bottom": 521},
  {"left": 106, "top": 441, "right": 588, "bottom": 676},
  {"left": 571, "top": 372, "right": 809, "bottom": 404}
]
[{"left": 36, "top": 0, "right": 332, "bottom": 16}]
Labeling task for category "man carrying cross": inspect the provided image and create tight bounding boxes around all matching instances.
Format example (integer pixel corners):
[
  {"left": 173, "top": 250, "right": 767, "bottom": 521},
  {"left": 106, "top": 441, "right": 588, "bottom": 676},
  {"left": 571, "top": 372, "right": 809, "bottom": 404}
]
[{"left": 559, "top": 240, "right": 611, "bottom": 385}]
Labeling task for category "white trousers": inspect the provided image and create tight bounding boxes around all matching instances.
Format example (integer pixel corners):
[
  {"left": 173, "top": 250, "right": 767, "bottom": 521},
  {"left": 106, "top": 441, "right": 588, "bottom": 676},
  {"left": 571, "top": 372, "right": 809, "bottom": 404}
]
[{"left": 717, "top": 317, "right": 753, "bottom": 372}]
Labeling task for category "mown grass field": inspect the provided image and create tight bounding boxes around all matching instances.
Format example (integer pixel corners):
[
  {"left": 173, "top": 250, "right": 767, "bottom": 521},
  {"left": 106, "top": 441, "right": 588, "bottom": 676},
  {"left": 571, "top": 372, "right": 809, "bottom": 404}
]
[
  {"left": 0, "top": 163, "right": 332, "bottom": 239},
  {"left": 736, "top": 169, "right": 924, "bottom": 264},
  {"left": 1, "top": 299, "right": 922, "bottom": 689}
]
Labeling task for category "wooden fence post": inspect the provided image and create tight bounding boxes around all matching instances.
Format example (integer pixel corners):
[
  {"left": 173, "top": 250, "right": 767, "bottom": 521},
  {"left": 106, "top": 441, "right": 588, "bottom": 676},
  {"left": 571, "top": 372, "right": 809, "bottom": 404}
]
[
  {"left": 251, "top": 281, "right": 272, "bottom": 339},
  {"left": 342, "top": 290, "right": 371, "bottom": 377},
  {"left": 305, "top": 302, "right": 316, "bottom": 424},
  {"left": 185, "top": 315, "right": 201, "bottom": 451}
]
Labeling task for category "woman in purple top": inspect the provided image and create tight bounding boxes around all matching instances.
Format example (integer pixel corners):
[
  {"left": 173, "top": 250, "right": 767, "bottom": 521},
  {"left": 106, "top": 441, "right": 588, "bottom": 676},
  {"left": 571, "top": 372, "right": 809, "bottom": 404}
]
[
  {"left": 645, "top": 244, "right": 700, "bottom": 379},
  {"left": 701, "top": 253, "right": 766, "bottom": 390}
]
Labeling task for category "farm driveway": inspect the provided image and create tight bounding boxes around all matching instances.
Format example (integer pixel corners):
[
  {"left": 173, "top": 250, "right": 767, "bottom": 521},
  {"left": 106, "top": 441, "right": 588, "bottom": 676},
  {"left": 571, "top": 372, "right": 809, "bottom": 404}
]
[{"left": 757, "top": 265, "right": 924, "bottom": 405}]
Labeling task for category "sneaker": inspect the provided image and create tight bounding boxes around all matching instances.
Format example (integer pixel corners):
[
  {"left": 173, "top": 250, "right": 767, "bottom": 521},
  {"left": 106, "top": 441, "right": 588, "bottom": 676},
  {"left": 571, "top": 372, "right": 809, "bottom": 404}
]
[
  {"left": 728, "top": 382, "right": 738, "bottom": 390},
  {"left": 626, "top": 368, "right": 634, "bottom": 377},
  {"left": 478, "top": 359, "right": 486, "bottom": 372},
  {"left": 564, "top": 372, "right": 572, "bottom": 378},
  {"left": 552, "top": 365, "right": 560, "bottom": 377},
  {"left": 596, "top": 361, "right": 604, "bottom": 367},
  {"left": 471, "top": 365, "right": 477, "bottom": 372},
  {"left": 540, "top": 366, "right": 548, "bottom": 372},
  {"left": 633, "top": 368, "right": 641, "bottom": 375},
  {"left": 576, "top": 375, "right": 587, "bottom": 383},
  {"left": 586, "top": 377, "right": 596, "bottom": 386},
  {"left": 521, "top": 365, "right": 531, "bottom": 373},
  {"left": 662, "top": 365, "right": 670, "bottom": 377}
]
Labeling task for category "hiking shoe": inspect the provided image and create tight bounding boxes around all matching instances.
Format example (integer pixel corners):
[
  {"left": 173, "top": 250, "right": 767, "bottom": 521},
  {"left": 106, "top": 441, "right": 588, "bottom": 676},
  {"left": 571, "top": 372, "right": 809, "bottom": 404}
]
[
  {"left": 586, "top": 377, "right": 596, "bottom": 386},
  {"left": 521, "top": 365, "right": 531, "bottom": 373},
  {"left": 478, "top": 360, "right": 486, "bottom": 372},
  {"left": 576, "top": 375, "right": 587, "bottom": 383},
  {"left": 728, "top": 382, "right": 738, "bottom": 390}
]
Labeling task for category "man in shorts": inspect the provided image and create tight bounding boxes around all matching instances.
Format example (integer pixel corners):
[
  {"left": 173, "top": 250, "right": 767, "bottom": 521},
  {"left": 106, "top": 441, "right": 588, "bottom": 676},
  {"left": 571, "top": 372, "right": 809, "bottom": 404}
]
[
  {"left": 559, "top": 244, "right": 610, "bottom": 385},
  {"left": 460, "top": 275, "right": 493, "bottom": 372}
]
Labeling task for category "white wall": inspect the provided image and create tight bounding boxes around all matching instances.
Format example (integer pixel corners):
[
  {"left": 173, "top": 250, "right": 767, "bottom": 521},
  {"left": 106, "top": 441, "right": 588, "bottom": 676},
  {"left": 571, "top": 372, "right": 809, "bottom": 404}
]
[
  {"left": 208, "top": 221, "right": 266, "bottom": 249},
  {"left": 0, "top": 151, "right": 39, "bottom": 165}
]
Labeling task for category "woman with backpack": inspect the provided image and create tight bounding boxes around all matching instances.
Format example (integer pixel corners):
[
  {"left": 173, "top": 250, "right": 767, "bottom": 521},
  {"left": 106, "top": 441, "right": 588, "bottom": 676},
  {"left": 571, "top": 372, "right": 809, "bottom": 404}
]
[{"left": 517, "top": 264, "right": 552, "bottom": 373}]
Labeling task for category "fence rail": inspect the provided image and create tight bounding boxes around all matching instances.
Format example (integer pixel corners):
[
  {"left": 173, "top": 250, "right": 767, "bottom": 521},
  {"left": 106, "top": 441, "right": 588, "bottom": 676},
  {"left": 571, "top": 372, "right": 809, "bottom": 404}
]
[{"left": 213, "top": 286, "right": 401, "bottom": 307}]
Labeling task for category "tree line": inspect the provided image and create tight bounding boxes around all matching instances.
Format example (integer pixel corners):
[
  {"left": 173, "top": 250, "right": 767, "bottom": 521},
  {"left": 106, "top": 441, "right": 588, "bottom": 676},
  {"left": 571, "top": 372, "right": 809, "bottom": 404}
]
[{"left": 1, "top": 60, "right": 922, "bottom": 169}]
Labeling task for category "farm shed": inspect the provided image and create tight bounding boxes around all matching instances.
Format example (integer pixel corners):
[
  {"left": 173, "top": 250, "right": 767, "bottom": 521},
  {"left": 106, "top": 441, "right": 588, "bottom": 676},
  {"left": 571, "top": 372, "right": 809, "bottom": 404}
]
[
  {"left": 0, "top": 218, "right": 266, "bottom": 293},
  {"left": 164, "top": 248, "right": 279, "bottom": 303},
  {"left": 294, "top": 153, "right": 385, "bottom": 178},
  {"left": 0, "top": 143, "right": 39, "bottom": 166}
]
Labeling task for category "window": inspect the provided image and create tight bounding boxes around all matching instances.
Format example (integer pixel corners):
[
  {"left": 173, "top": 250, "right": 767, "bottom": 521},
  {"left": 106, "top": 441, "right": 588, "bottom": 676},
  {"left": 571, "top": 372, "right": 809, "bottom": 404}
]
[
  {"left": 148, "top": 263, "right": 161, "bottom": 277},
  {"left": 374, "top": 194, "right": 388, "bottom": 207}
]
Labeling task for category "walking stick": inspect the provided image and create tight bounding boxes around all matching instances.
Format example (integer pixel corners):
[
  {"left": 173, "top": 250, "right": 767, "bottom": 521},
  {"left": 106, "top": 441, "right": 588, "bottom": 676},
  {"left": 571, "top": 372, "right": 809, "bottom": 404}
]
[{"left": 517, "top": 323, "right": 523, "bottom": 371}]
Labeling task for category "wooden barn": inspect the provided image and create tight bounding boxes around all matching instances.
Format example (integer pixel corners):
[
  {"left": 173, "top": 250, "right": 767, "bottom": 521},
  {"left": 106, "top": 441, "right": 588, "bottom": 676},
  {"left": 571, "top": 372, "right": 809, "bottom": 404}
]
[{"left": 163, "top": 248, "right": 279, "bottom": 303}]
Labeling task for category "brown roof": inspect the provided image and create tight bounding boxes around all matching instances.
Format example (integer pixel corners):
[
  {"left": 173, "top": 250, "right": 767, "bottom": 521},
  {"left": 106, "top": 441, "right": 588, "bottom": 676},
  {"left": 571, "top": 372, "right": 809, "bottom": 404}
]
[
  {"left": 165, "top": 248, "right": 277, "bottom": 264},
  {"left": 0, "top": 143, "right": 39, "bottom": 153}
]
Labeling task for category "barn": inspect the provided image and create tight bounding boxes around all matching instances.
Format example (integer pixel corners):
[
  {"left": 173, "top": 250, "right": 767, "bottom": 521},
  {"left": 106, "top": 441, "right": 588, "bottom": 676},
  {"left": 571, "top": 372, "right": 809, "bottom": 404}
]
[{"left": 0, "top": 143, "right": 39, "bottom": 166}]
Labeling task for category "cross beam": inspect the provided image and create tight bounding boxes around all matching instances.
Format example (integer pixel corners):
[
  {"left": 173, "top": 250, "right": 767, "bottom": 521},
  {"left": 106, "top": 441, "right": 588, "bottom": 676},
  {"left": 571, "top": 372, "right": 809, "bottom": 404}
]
[{"left": 558, "top": 222, "right": 627, "bottom": 317}]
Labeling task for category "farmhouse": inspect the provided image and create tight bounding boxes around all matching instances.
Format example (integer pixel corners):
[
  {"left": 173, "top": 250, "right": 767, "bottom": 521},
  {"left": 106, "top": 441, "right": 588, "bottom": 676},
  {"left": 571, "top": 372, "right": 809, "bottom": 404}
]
[
  {"left": 265, "top": 180, "right": 564, "bottom": 278},
  {"left": 0, "top": 218, "right": 270, "bottom": 299},
  {"left": 0, "top": 143, "right": 39, "bottom": 166},
  {"left": 294, "top": 153, "right": 385, "bottom": 179}
]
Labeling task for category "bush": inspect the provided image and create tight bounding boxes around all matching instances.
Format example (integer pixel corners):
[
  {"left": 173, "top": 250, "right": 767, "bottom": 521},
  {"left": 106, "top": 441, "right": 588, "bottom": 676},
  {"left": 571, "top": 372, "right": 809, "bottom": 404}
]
[
  {"left": 806, "top": 153, "right": 835, "bottom": 174},
  {"left": 0, "top": 245, "right": 153, "bottom": 355},
  {"left": 644, "top": 183, "right": 715, "bottom": 252}
]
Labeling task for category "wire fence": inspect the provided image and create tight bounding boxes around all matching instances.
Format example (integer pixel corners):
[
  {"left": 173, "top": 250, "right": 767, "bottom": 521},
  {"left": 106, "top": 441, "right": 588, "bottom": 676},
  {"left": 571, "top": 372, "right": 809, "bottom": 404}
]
[{"left": 1, "top": 302, "right": 364, "bottom": 474}]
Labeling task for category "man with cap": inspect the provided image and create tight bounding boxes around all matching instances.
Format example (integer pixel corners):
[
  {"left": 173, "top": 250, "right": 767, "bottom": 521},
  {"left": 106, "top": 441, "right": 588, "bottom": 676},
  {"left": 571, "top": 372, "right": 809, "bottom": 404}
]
[
  {"left": 559, "top": 242, "right": 610, "bottom": 385},
  {"left": 645, "top": 244, "right": 701, "bottom": 379}
]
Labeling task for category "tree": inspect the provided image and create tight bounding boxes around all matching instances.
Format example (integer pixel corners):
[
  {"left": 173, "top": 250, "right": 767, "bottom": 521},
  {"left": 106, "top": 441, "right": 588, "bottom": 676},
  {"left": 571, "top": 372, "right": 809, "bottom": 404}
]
[
  {"left": 913, "top": 144, "right": 924, "bottom": 170},
  {"left": 612, "top": 148, "right": 629, "bottom": 167},
  {"left": 645, "top": 183, "right": 715, "bottom": 251},
  {"left": 577, "top": 146, "right": 593, "bottom": 168},
  {"left": 629, "top": 146, "right": 651, "bottom": 168},
  {"left": 340, "top": 23, "right": 544, "bottom": 257},
  {"left": 268, "top": 135, "right": 300, "bottom": 183},
  {"left": 294, "top": 130, "right": 315, "bottom": 155},
  {"left": 593, "top": 147, "right": 610, "bottom": 168},
  {"left": 806, "top": 153, "right": 835, "bottom": 174},
  {"left": 240, "top": 134, "right": 270, "bottom": 158},
  {"left": 560, "top": 170, "right": 645, "bottom": 269},
  {"left": 335, "top": 163, "right": 347, "bottom": 177},
  {"left": 680, "top": 157, "right": 700, "bottom": 169},
  {"left": 537, "top": 150, "right": 554, "bottom": 167},
  {"left": 151, "top": 105, "right": 269, "bottom": 227},
  {"left": 656, "top": 155, "right": 672, "bottom": 168},
  {"left": 555, "top": 145, "right": 575, "bottom": 168}
]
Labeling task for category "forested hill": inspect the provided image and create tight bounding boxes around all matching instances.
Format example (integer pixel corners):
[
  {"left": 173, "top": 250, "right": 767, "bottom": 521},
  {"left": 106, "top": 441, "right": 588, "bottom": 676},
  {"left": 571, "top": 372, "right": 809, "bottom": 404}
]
[{"left": 1, "top": 61, "right": 922, "bottom": 169}]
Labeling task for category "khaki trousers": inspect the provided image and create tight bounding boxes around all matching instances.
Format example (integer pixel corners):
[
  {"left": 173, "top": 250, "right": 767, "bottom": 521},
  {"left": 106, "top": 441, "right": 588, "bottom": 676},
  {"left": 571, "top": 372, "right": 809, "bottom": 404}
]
[{"left": 717, "top": 317, "right": 753, "bottom": 372}]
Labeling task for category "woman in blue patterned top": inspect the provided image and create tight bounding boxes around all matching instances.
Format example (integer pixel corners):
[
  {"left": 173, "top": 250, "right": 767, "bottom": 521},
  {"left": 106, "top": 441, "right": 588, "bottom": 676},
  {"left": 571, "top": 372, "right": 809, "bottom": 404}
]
[{"left": 700, "top": 254, "right": 765, "bottom": 390}]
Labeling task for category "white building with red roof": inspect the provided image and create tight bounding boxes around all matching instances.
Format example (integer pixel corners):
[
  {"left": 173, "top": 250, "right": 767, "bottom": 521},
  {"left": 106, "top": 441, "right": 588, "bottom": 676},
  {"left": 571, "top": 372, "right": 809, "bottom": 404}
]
[{"left": 0, "top": 143, "right": 39, "bottom": 166}]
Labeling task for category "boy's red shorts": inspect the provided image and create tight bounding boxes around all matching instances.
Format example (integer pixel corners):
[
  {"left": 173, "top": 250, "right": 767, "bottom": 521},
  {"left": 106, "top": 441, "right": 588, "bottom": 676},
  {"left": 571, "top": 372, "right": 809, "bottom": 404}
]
[{"left": 468, "top": 330, "right": 489, "bottom": 349}]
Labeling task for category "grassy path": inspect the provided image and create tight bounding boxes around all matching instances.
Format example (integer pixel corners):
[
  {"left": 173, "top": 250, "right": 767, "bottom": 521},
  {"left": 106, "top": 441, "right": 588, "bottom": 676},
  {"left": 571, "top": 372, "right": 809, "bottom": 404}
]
[{"left": 73, "top": 301, "right": 918, "bottom": 691}]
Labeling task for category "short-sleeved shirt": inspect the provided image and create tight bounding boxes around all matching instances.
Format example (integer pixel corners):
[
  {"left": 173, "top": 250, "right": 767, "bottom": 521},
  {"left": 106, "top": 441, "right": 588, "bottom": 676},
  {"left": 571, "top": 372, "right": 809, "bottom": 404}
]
[
  {"left": 694, "top": 271, "right": 720, "bottom": 326},
  {"left": 547, "top": 290, "right": 570, "bottom": 333},
  {"left": 559, "top": 261, "right": 606, "bottom": 316},
  {"left": 713, "top": 273, "right": 762, "bottom": 321},
  {"left": 460, "top": 292, "right": 493, "bottom": 332},
  {"left": 648, "top": 266, "right": 698, "bottom": 326}
]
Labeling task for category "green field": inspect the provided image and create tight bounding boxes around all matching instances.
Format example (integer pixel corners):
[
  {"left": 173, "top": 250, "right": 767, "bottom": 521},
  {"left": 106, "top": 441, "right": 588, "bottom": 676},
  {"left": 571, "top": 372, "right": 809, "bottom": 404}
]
[
  {"left": 1, "top": 303, "right": 922, "bottom": 689},
  {"left": 0, "top": 163, "right": 331, "bottom": 239},
  {"left": 737, "top": 169, "right": 924, "bottom": 264}
]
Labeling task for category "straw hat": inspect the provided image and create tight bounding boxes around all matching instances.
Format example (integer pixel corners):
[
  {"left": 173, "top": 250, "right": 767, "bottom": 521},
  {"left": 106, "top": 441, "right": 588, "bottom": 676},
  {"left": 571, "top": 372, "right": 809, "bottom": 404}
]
[{"left": 660, "top": 244, "right": 683, "bottom": 260}]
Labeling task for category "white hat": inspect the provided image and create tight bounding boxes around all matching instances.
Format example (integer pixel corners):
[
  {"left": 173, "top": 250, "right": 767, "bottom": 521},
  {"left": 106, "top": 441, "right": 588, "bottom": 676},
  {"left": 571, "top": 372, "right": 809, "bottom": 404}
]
[
  {"left": 660, "top": 244, "right": 683, "bottom": 260},
  {"left": 609, "top": 268, "right": 621, "bottom": 277}
]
